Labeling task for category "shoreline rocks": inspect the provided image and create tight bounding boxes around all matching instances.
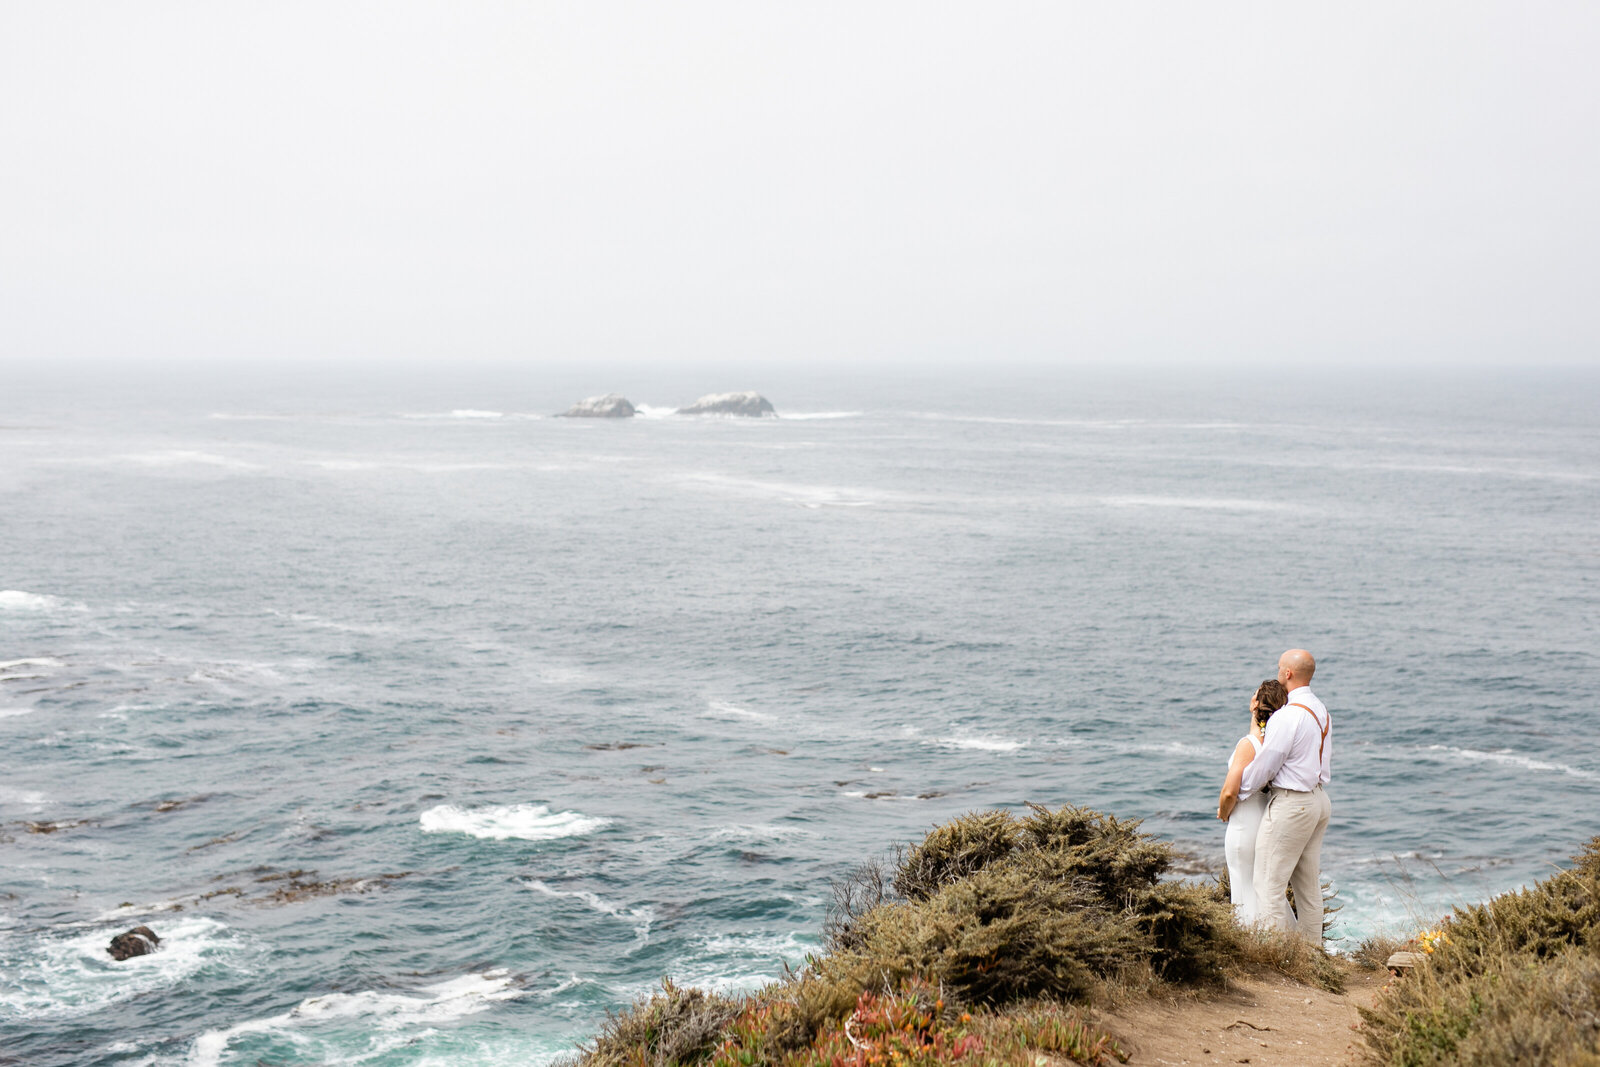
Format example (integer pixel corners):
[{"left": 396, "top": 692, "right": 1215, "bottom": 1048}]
[
  {"left": 107, "top": 925, "right": 160, "bottom": 961},
  {"left": 557, "top": 394, "right": 636, "bottom": 418},
  {"left": 676, "top": 392, "right": 776, "bottom": 417}
]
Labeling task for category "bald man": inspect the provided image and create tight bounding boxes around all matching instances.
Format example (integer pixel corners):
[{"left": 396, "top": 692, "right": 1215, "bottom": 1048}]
[{"left": 1239, "top": 648, "right": 1332, "bottom": 942}]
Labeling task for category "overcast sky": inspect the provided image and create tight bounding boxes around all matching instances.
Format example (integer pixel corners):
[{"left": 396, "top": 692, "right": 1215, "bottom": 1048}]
[{"left": 2, "top": 3, "right": 1596, "bottom": 367}]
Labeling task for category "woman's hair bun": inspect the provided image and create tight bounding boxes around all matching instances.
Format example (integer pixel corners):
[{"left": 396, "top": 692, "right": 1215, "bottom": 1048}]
[{"left": 1253, "top": 679, "right": 1290, "bottom": 727}]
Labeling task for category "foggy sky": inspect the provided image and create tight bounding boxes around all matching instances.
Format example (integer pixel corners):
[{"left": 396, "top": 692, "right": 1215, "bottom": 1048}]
[{"left": 3, "top": 3, "right": 1597, "bottom": 366}]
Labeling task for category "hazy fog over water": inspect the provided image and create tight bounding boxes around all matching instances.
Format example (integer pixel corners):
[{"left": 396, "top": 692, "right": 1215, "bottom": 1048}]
[{"left": 3, "top": 2, "right": 1598, "bottom": 367}]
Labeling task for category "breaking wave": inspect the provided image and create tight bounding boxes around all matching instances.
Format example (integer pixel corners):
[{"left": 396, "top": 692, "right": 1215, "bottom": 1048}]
[{"left": 419, "top": 803, "right": 611, "bottom": 841}]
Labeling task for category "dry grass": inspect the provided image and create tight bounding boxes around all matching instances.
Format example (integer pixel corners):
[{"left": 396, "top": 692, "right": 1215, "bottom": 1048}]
[{"left": 1230, "top": 924, "right": 1347, "bottom": 993}]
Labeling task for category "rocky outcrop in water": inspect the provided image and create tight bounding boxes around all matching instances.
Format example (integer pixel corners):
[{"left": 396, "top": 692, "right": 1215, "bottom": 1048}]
[
  {"left": 676, "top": 392, "right": 776, "bottom": 417},
  {"left": 107, "top": 925, "right": 161, "bottom": 960},
  {"left": 558, "top": 394, "right": 636, "bottom": 418}
]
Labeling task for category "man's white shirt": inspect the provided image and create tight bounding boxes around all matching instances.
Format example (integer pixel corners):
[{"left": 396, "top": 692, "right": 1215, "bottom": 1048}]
[{"left": 1240, "top": 686, "right": 1330, "bottom": 795}]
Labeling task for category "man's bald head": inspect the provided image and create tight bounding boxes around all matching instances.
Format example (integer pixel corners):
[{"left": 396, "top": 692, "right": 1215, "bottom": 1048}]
[{"left": 1278, "top": 649, "right": 1316, "bottom": 688}]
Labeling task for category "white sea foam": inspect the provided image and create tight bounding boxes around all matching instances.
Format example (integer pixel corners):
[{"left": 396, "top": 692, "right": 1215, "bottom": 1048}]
[
  {"left": 118, "top": 450, "right": 264, "bottom": 470},
  {"left": 0, "top": 916, "right": 244, "bottom": 1021},
  {"left": 1423, "top": 745, "right": 1598, "bottom": 780},
  {"left": 1131, "top": 741, "right": 1219, "bottom": 758},
  {"left": 710, "top": 824, "right": 817, "bottom": 842},
  {"left": 186, "top": 969, "right": 523, "bottom": 1067},
  {"left": 663, "top": 931, "right": 816, "bottom": 995},
  {"left": 783, "top": 411, "right": 863, "bottom": 420},
  {"left": 634, "top": 404, "right": 678, "bottom": 419},
  {"left": 401, "top": 409, "right": 504, "bottom": 419},
  {"left": 0, "top": 657, "right": 65, "bottom": 671},
  {"left": 701, "top": 700, "right": 772, "bottom": 721},
  {"left": 0, "top": 707, "right": 37, "bottom": 719},
  {"left": 420, "top": 803, "right": 611, "bottom": 841},
  {"left": 0, "top": 785, "right": 48, "bottom": 806},
  {"left": 523, "top": 880, "right": 655, "bottom": 952},
  {"left": 679, "top": 472, "right": 878, "bottom": 508},
  {"left": 0, "top": 590, "right": 78, "bottom": 612},
  {"left": 930, "top": 733, "right": 1028, "bottom": 753}
]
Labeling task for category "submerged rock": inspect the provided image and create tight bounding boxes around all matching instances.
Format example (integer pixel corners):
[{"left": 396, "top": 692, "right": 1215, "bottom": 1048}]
[
  {"left": 676, "top": 392, "right": 776, "bottom": 417},
  {"left": 558, "top": 394, "right": 636, "bottom": 418},
  {"left": 107, "top": 925, "right": 161, "bottom": 961}
]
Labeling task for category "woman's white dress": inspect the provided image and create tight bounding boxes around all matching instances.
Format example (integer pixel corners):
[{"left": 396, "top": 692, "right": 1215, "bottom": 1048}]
[{"left": 1224, "top": 733, "right": 1267, "bottom": 923}]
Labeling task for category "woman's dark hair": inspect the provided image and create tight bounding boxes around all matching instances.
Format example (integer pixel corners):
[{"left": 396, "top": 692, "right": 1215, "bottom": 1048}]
[{"left": 1253, "top": 679, "right": 1289, "bottom": 727}]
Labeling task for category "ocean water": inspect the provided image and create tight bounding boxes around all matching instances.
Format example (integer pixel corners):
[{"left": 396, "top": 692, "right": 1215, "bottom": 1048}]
[{"left": 2, "top": 362, "right": 1597, "bottom": 1065}]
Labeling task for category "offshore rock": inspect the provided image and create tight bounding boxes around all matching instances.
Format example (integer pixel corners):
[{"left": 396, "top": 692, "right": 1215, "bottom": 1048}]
[
  {"left": 107, "top": 925, "right": 161, "bottom": 961},
  {"left": 558, "top": 394, "right": 636, "bottom": 418},
  {"left": 676, "top": 392, "right": 776, "bottom": 417}
]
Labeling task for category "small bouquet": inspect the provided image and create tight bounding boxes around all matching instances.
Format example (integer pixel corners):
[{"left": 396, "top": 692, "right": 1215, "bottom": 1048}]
[{"left": 1416, "top": 927, "right": 1448, "bottom": 954}]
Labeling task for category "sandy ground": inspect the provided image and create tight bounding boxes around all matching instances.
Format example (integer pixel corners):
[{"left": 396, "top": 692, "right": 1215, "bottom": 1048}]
[{"left": 1092, "top": 963, "right": 1385, "bottom": 1066}]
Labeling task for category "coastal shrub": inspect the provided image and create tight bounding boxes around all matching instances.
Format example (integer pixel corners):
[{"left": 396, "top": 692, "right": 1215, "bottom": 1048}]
[
  {"left": 829, "top": 863, "right": 1150, "bottom": 1004},
  {"left": 584, "top": 979, "right": 742, "bottom": 1067},
  {"left": 1360, "top": 837, "right": 1600, "bottom": 1065},
  {"left": 830, "top": 805, "right": 1244, "bottom": 1004},
  {"left": 1126, "top": 880, "right": 1239, "bottom": 984},
  {"left": 893, "top": 810, "right": 1019, "bottom": 901},
  {"left": 1018, "top": 804, "right": 1171, "bottom": 901}
]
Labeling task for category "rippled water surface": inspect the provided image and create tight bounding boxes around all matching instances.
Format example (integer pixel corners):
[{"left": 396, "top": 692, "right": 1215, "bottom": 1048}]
[{"left": 3, "top": 363, "right": 1597, "bottom": 1064}]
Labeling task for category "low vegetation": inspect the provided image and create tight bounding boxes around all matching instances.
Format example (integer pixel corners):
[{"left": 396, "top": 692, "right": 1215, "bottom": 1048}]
[
  {"left": 1358, "top": 836, "right": 1600, "bottom": 1066},
  {"left": 579, "top": 804, "right": 1343, "bottom": 1067}
]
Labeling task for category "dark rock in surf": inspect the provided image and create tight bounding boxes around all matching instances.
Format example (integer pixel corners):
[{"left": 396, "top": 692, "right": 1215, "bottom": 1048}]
[
  {"left": 557, "top": 394, "right": 636, "bottom": 418},
  {"left": 107, "top": 925, "right": 161, "bottom": 960},
  {"left": 675, "top": 392, "right": 776, "bottom": 417}
]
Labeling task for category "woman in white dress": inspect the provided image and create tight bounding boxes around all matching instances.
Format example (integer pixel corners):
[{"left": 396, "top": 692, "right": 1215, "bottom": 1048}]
[{"left": 1216, "top": 678, "right": 1290, "bottom": 923}]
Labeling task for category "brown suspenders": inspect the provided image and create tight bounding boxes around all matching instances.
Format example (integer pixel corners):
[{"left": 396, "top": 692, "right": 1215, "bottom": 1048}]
[{"left": 1288, "top": 703, "right": 1330, "bottom": 761}]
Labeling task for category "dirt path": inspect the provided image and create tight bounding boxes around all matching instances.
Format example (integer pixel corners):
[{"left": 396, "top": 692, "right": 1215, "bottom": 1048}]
[{"left": 1091, "top": 963, "right": 1384, "bottom": 1066}]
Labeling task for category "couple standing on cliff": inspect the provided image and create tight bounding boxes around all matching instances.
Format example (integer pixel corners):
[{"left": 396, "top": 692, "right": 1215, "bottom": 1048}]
[{"left": 1216, "top": 648, "right": 1332, "bottom": 942}]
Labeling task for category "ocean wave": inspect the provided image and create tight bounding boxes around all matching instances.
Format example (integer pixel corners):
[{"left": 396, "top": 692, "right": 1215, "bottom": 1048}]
[
  {"left": 400, "top": 409, "right": 504, "bottom": 419},
  {"left": 930, "top": 734, "right": 1028, "bottom": 753},
  {"left": 524, "top": 880, "right": 654, "bottom": 953},
  {"left": 634, "top": 404, "right": 678, "bottom": 419},
  {"left": 0, "top": 590, "right": 82, "bottom": 612},
  {"left": 701, "top": 700, "right": 772, "bottom": 721},
  {"left": 187, "top": 969, "right": 524, "bottom": 1067},
  {"left": 1099, "top": 495, "right": 1288, "bottom": 512},
  {"left": 661, "top": 931, "right": 817, "bottom": 995},
  {"left": 1130, "top": 741, "right": 1220, "bottom": 758},
  {"left": 117, "top": 450, "right": 264, "bottom": 470},
  {"left": 1423, "top": 745, "right": 1598, "bottom": 781},
  {"left": 0, "top": 785, "right": 47, "bottom": 806},
  {"left": 0, "top": 916, "right": 245, "bottom": 1022},
  {"left": 0, "top": 657, "right": 66, "bottom": 671},
  {"left": 678, "top": 472, "right": 879, "bottom": 508},
  {"left": 419, "top": 803, "right": 611, "bottom": 841},
  {"left": 710, "top": 824, "right": 817, "bottom": 842},
  {"left": 901, "top": 411, "right": 1134, "bottom": 428},
  {"left": 0, "top": 707, "right": 37, "bottom": 719},
  {"left": 783, "top": 411, "right": 863, "bottom": 421},
  {"left": 266, "top": 609, "right": 388, "bottom": 635}
]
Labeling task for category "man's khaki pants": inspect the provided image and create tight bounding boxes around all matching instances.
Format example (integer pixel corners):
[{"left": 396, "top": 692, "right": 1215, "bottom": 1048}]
[{"left": 1251, "top": 785, "right": 1331, "bottom": 942}]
